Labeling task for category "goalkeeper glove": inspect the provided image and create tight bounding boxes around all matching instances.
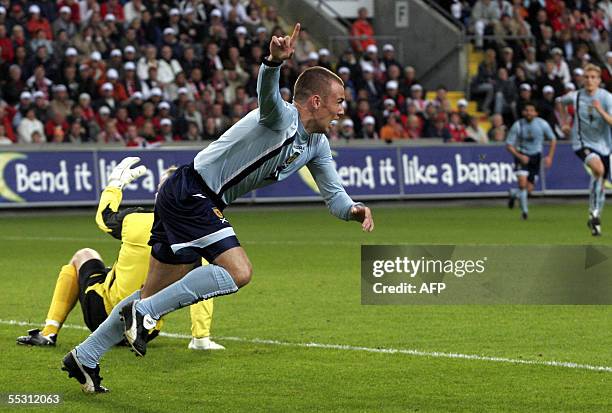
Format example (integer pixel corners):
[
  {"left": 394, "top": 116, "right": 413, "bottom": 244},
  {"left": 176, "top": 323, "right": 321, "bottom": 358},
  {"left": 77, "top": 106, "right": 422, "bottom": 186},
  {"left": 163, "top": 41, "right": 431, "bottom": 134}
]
[{"left": 107, "top": 156, "right": 147, "bottom": 189}]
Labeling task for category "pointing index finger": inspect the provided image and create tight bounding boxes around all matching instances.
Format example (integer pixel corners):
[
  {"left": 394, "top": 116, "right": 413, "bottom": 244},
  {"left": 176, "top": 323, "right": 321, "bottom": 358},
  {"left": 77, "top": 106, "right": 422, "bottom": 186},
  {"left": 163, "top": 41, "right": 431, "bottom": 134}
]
[{"left": 290, "top": 23, "right": 301, "bottom": 46}]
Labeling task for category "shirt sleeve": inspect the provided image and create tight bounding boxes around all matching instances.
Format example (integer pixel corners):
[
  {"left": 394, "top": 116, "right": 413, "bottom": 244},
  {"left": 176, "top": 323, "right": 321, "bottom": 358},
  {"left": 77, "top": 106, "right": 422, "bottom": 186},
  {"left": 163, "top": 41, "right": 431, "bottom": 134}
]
[
  {"left": 557, "top": 91, "right": 576, "bottom": 107},
  {"left": 505, "top": 122, "right": 519, "bottom": 147},
  {"left": 306, "top": 138, "right": 360, "bottom": 221},
  {"left": 95, "top": 186, "right": 146, "bottom": 240},
  {"left": 256, "top": 62, "right": 294, "bottom": 131}
]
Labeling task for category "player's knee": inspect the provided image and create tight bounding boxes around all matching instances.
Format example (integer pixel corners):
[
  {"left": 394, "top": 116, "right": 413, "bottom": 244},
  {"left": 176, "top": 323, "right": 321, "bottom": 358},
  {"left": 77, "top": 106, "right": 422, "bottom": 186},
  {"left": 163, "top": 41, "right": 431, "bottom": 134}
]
[
  {"left": 71, "top": 248, "right": 102, "bottom": 270},
  {"left": 229, "top": 261, "right": 252, "bottom": 288}
]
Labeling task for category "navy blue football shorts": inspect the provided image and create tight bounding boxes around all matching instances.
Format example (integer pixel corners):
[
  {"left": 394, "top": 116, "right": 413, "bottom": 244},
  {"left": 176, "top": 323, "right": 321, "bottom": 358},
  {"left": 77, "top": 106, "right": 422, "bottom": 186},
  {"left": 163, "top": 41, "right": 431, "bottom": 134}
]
[
  {"left": 149, "top": 163, "right": 240, "bottom": 265},
  {"left": 575, "top": 147, "right": 611, "bottom": 181},
  {"left": 513, "top": 153, "right": 541, "bottom": 184}
]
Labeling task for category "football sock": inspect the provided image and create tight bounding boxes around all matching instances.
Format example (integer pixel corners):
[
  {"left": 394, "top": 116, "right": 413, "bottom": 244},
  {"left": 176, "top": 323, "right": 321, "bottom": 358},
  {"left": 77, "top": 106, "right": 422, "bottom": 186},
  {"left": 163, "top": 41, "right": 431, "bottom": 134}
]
[
  {"left": 597, "top": 178, "right": 606, "bottom": 216},
  {"left": 190, "top": 299, "right": 214, "bottom": 338},
  {"left": 519, "top": 189, "right": 528, "bottom": 214},
  {"left": 590, "top": 177, "right": 603, "bottom": 217},
  {"left": 509, "top": 188, "right": 518, "bottom": 199},
  {"left": 136, "top": 264, "right": 238, "bottom": 321},
  {"left": 76, "top": 290, "right": 140, "bottom": 369},
  {"left": 42, "top": 265, "right": 79, "bottom": 337}
]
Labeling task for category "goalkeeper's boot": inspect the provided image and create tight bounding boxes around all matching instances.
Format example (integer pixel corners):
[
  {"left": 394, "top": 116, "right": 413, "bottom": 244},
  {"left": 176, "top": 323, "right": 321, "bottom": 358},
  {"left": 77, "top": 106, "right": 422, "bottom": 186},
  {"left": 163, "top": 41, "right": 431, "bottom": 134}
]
[
  {"left": 188, "top": 337, "right": 225, "bottom": 350},
  {"left": 120, "top": 301, "right": 151, "bottom": 357},
  {"left": 588, "top": 215, "right": 602, "bottom": 236},
  {"left": 17, "top": 329, "right": 56, "bottom": 346},
  {"left": 61, "top": 349, "right": 109, "bottom": 393}
]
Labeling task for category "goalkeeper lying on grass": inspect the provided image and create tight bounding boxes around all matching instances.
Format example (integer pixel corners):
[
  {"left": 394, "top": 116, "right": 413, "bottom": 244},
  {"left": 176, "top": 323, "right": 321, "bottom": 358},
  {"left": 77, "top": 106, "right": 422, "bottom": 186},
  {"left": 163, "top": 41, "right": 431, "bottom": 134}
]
[{"left": 17, "top": 157, "right": 224, "bottom": 351}]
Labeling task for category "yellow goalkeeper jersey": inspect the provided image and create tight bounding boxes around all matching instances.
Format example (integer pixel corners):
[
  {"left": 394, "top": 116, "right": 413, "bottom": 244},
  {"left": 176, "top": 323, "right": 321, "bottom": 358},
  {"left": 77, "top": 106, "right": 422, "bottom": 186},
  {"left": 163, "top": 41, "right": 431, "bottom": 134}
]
[{"left": 87, "top": 186, "right": 214, "bottom": 338}]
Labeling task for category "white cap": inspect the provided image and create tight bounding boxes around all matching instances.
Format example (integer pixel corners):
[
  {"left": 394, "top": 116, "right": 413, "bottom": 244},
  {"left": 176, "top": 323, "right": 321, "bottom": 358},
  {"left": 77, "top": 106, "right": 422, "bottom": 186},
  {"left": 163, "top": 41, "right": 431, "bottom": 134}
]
[
  {"left": 90, "top": 51, "right": 102, "bottom": 61},
  {"left": 160, "top": 118, "right": 172, "bottom": 126},
  {"left": 457, "top": 98, "right": 468, "bottom": 107},
  {"left": 99, "top": 106, "right": 111, "bottom": 115},
  {"left": 318, "top": 48, "right": 330, "bottom": 57},
  {"left": 573, "top": 68, "right": 584, "bottom": 76},
  {"left": 362, "top": 64, "right": 374, "bottom": 74},
  {"left": 106, "top": 68, "right": 119, "bottom": 79},
  {"left": 256, "top": 26, "right": 267, "bottom": 34},
  {"left": 124, "top": 61, "right": 136, "bottom": 71},
  {"left": 110, "top": 49, "right": 122, "bottom": 57},
  {"left": 363, "top": 115, "right": 375, "bottom": 125},
  {"left": 79, "top": 93, "right": 90, "bottom": 101},
  {"left": 20, "top": 91, "right": 32, "bottom": 100},
  {"left": 583, "top": 53, "right": 591, "bottom": 61},
  {"left": 33, "top": 90, "right": 45, "bottom": 99},
  {"left": 28, "top": 4, "right": 40, "bottom": 14},
  {"left": 384, "top": 98, "right": 396, "bottom": 107},
  {"left": 0, "top": 6, "right": 6, "bottom": 14},
  {"left": 551, "top": 47, "right": 563, "bottom": 55},
  {"left": 386, "top": 80, "right": 398, "bottom": 90},
  {"left": 60, "top": 6, "right": 71, "bottom": 14},
  {"left": 104, "top": 14, "right": 116, "bottom": 22},
  {"left": 235, "top": 26, "right": 248, "bottom": 35},
  {"left": 410, "top": 84, "right": 423, "bottom": 91},
  {"left": 131, "top": 91, "right": 143, "bottom": 100},
  {"left": 158, "top": 101, "right": 170, "bottom": 110},
  {"left": 101, "top": 82, "right": 113, "bottom": 91},
  {"left": 53, "top": 84, "right": 67, "bottom": 92},
  {"left": 124, "top": 45, "right": 136, "bottom": 54},
  {"left": 607, "top": 51, "right": 612, "bottom": 59},
  {"left": 338, "top": 66, "right": 350, "bottom": 75},
  {"left": 184, "top": 7, "right": 194, "bottom": 15},
  {"left": 383, "top": 44, "right": 394, "bottom": 52},
  {"left": 543, "top": 85, "right": 555, "bottom": 94},
  {"left": 341, "top": 118, "right": 354, "bottom": 127},
  {"left": 178, "top": 87, "right": 188, "bottom": 95},
  {"left": 79, "top": 63, "right": 89, "bottom": 71},
  {"left": 65, "top": 47, "right": 78, "bottom": 57},
  {"left": 519, "top": 83, "right": 532, "bottom": 91},
  {"left": 564, "top": 82, "right": 576, "bottom": 91},
  {"left": 308, "top": 51, "right": 319, "bottom": 60},
  {"left": 151, "top": 87, "right": 162, "bottom": 97},
  {"left": 169, "top": 8, "right": 180, "bottom": 16},
  {"left": 163, "top": 27, "right": 175, "bottom": 36},
  {"left": 366, "top": 44, "right": 378, "bottom": 54},
  {"left": 210, "top": 9, "right": 222, "bottom": 17}
]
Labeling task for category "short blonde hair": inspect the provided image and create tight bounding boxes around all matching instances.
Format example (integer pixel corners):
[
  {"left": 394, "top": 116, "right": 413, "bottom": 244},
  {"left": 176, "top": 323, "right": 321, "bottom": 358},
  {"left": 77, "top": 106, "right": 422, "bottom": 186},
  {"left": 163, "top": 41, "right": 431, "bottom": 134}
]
[
  {"left": 583, "top": 63, "right": 601, "bottom": 76},
  {"left": 293, "top": 66, "right": 344, "bottom": 103}
]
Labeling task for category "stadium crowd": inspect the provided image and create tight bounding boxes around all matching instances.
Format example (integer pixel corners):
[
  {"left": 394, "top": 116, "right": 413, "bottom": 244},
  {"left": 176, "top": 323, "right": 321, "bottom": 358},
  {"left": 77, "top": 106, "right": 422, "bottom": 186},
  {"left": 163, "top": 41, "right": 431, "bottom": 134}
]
[
  {"left": 0, "top": 0, "right": 609, "bottom": 146},
  {"left": 447, "top": 0, "right": 611, "bottom": 138}
]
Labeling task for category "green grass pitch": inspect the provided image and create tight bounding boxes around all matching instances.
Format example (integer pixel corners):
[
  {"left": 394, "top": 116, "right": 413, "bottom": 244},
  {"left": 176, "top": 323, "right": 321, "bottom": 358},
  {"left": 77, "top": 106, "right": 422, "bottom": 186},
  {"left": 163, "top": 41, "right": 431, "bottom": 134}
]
[{"left": 0, "top": 201, "right": 610, "bottom": 412}]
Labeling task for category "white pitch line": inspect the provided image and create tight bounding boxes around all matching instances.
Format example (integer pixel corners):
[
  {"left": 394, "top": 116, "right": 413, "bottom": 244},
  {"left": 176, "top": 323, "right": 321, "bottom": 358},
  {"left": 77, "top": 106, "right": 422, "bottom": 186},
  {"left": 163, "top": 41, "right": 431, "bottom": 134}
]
[{"left": 2, "top": 319, "right": 611, "bottom": 373}]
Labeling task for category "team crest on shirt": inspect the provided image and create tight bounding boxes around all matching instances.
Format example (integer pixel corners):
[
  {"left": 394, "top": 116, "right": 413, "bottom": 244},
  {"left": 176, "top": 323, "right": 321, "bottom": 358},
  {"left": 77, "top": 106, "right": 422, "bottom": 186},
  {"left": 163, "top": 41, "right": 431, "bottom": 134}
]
[
  {"left": 212, "top": 207, "right": 225, "bottom": 220},
  {"left": 267, "top": 147, "right": 304, "bottom": 181}
]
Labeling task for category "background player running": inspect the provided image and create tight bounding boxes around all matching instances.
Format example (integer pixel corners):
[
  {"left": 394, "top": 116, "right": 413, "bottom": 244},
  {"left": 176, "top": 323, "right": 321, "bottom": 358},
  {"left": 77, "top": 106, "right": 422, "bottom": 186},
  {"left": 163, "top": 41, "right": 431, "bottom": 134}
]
[{"left": 506, "top": 102, "right": 557, "bottom": 220}]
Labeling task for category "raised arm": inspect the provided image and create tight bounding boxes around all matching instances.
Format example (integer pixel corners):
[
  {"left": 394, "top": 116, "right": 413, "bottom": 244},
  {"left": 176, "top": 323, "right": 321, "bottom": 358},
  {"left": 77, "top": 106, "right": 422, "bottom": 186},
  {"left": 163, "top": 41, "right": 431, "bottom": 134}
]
[
  {"left": 257, "top": 23, "right": 300, "bottom": 130},
  {"left": 95, "top": 157, "right": 147, "bottom": 239}
]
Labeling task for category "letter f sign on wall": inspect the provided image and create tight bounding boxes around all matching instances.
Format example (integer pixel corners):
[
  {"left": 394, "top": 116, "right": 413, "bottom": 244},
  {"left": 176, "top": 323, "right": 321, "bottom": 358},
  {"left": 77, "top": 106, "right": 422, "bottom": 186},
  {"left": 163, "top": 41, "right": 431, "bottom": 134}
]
[{"left": 396, "top": 1, "right": 409, "bottom": 28}]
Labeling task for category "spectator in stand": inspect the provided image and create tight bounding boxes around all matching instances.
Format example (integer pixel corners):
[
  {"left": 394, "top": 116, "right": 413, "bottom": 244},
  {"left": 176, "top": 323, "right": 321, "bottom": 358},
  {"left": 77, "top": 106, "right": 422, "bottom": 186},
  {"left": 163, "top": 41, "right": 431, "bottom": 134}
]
[
  {"left": 537, "top": 85, "right": 557, "bottom": 131},
  {"left": 465, "top": 117, "right": 488, "bottom": 143},
  {"left": 405, "top": 115, "right": 423, "bottom": 139},
  {"left": 380, "top": 113, "right": 408, "bottom": 141},
  {"left": 494, "top": 67, "right": 518, "bottom": 121},
  {"left": 470, "top": 48, "right": 497, "bottom": 114},
  {"left": 550, "top": 47, "right": 571, "bottom": 84},
  {"left": 488, "top": 113, "right": 507, "bottom": 142},
  {"left": 536, "top": 59, "right": 565, "bottom": 96},
  {"left": 448, "top": 111, "right": 468, "bottom": 142},
  {"left": 424, "top": 113, "right": 452, "bottom": 141},
  {"left": 360, "top": 116, "right": 379, "bottom": 139},
  {"left": 293, "top": 27, "right": 316, "bottom": 64},
  {"left": 521, "top": 46, "right": 541, "bottom": 82},
  {"left": 18, "top": 107, "right": 45, "bottom": 143},
  {"left": 351, "top": 6, "right": 375, "bottom": 54},
  {"left": 471, "top": 0, "right": 500, "bottom": 49},
  {"left": 338, "top": 118, "right": 355, "bottom": 140},
  {"left": 26, "top": 4, "right": 52, "bottom": 40},
  {"left": 408, "top": 84, "right": 427, "bottom": 114},
  {"left": 400, "top": 66, "right": 418, "bottom": 97},
  {"left": 381, "top": 44, "right": 400, "bottom": 72},
  {"left": 432, "top": 85, "right": 452, "bottom": 113},
  {"left": 572, "top": 67, "right": 585, "bottom": 89},
  {"left": 456, "top": 99, "right": 472, "bottom": 125}
]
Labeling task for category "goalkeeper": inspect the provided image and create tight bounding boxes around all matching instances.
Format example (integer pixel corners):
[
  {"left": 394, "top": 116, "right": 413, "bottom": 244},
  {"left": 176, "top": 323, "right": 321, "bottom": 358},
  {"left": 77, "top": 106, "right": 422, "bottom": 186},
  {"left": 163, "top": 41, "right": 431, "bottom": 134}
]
[{"left": 17, "top": 157, "right": 223, "bottom": 351}]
